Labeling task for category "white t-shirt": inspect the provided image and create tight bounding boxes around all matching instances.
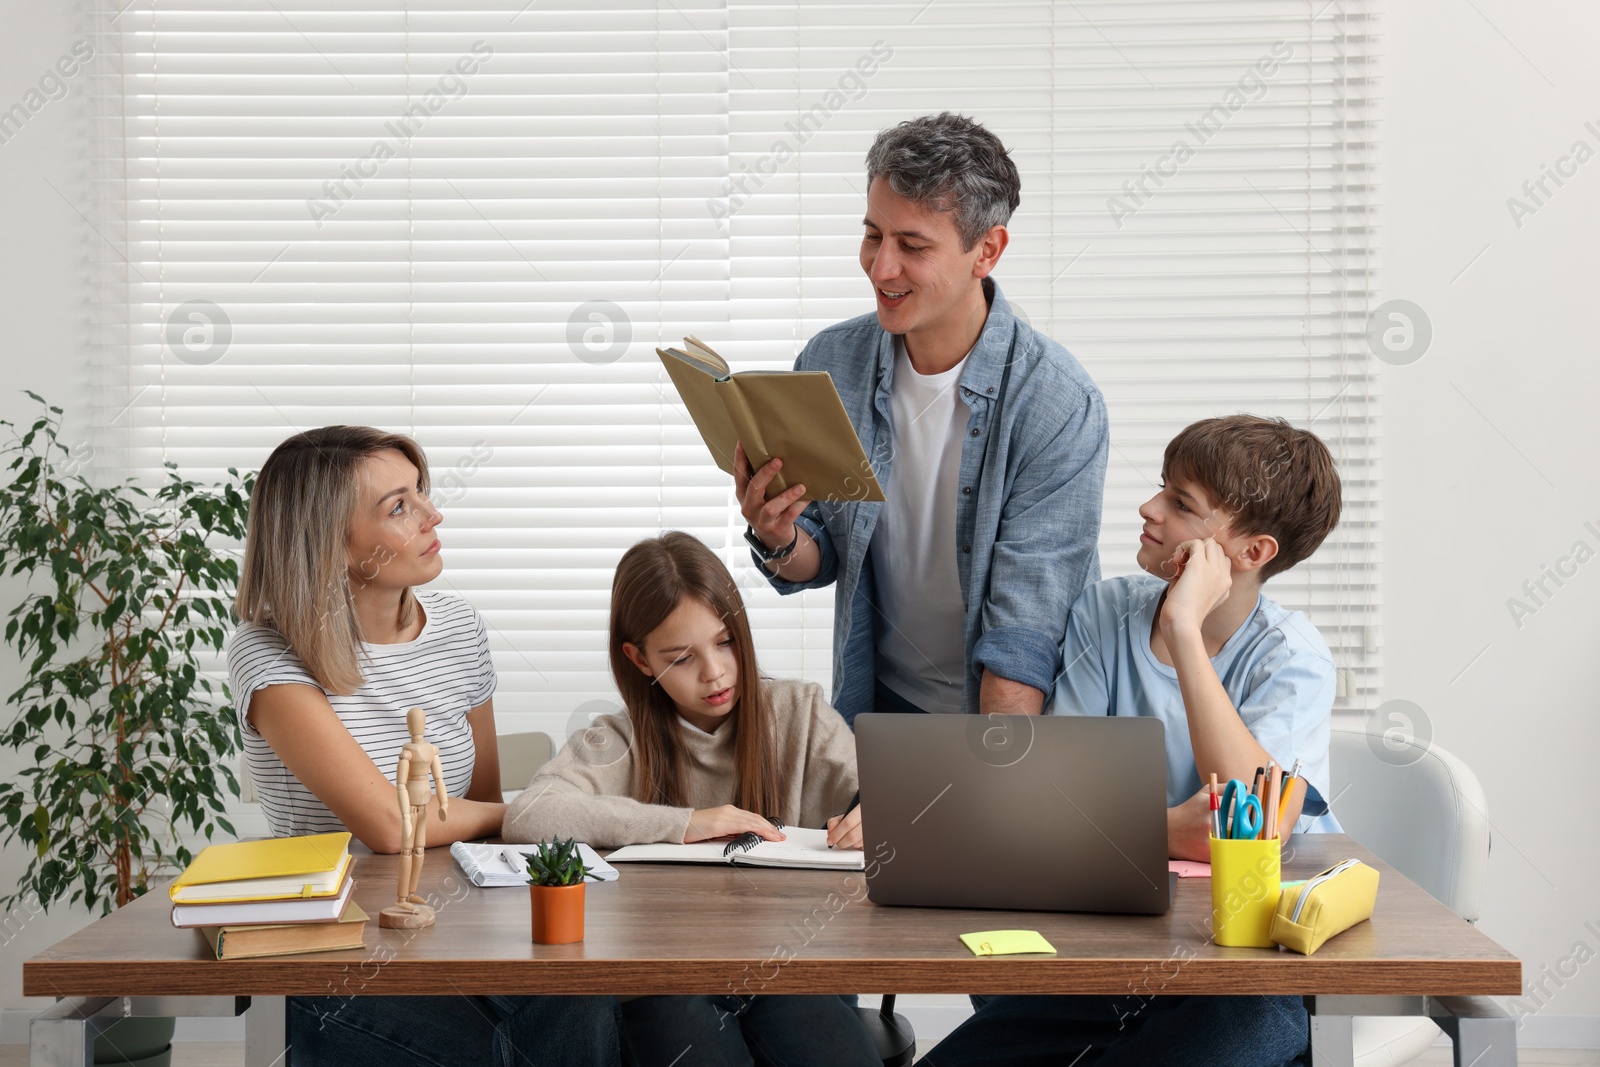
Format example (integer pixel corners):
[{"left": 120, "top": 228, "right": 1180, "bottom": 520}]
[
  {"left": 226, "top": 590, "right": 496, "bottom": 838},
  {"left": 869, "top": 338, "right": 971, "bottom": 714}
]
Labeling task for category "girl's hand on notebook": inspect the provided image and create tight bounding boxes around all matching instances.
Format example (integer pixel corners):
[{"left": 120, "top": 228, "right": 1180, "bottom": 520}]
[
  {"left": 825, "top": 804, "right": 863, "bottom": 850},
  {"left": 685, "top": 805, "right": 787, "bottom": 844}
]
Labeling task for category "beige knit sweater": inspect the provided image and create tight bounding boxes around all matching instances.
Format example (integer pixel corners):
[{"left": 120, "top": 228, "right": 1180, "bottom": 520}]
[{"left": 501, "top": 678, "right": 858, "bottom": 848}]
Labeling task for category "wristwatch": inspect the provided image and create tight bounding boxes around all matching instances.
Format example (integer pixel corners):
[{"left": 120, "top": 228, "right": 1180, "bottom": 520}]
[{"left": 744, "top": 524, "right": 799, "bottom": 564}]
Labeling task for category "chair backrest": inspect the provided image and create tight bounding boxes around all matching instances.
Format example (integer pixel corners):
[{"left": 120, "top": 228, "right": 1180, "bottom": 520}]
[
  {"left": 1328, "top": 728, "right": 1490, "bottom": 921},
  {"left": 497, "top": 731, "right": 555, "bottom": 791}
]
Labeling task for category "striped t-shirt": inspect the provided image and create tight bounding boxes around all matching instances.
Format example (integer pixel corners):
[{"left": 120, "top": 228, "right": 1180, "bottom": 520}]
[{"left": 227, "top": 590, "right": 496, "bottom": 838}]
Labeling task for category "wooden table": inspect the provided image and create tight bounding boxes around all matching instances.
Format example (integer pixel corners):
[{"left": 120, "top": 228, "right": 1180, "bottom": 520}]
[{"left": 24, "top": 834, "right": 1520, "bottom": 1066}]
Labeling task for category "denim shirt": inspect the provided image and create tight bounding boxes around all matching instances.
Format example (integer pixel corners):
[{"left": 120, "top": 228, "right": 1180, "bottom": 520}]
[{"left": 759, "top": 278, "right": 1109, "bottom": 723}]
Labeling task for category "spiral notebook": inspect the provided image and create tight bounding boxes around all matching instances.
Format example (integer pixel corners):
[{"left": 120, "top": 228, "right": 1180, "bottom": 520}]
[{"left": 605, "top": 826, "right": 863, "bottom": 871}]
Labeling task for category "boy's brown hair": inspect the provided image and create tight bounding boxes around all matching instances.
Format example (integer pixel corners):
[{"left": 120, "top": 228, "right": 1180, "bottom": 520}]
[{"left": 1162, "top": 415, "right": 1341, "bottom": 581}]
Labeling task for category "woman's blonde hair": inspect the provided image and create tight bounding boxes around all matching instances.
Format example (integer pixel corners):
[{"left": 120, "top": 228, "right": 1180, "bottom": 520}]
[
  {"left": 610, "top": 532, "right": 779, "bottom": 816},
  {"left": 235, "top": 426, "right": 430, "bottom": 694}
]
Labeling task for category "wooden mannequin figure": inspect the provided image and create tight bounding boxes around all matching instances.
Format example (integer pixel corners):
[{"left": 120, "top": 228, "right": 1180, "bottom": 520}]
[{"left": 378, "top": 706, "right": 449, "bottom": 929}]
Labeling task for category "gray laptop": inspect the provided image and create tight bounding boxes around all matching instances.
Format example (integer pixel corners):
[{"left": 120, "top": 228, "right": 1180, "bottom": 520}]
[{"left": 854, "top": 714, "right": 1172, "bottom": 915}]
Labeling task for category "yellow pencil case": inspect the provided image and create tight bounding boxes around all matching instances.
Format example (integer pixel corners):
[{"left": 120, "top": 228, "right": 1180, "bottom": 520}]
[{"left": 1269, "top": 858, "right": 1379, "bottom": 955}]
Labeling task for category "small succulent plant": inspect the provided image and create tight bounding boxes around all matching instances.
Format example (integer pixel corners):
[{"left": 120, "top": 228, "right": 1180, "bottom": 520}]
[{"left": 524, "top": 837, "right": 602, "bottom": 887}]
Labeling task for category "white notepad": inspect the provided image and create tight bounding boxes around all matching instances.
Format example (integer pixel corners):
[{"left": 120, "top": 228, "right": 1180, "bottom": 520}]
[
  {"left": 451, "top": 841, "right": 619, "bottom": 888},
  {"left": 605, "top": 826, "right": 864, "bottom": 871}
]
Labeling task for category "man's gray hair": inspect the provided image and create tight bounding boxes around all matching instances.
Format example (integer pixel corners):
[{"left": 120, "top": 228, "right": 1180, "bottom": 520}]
[{"left": 865, "top": 112, "right": 1021, "bottom": 250}]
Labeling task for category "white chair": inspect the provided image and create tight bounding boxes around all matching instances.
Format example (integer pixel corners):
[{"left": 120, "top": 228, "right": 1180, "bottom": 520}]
[
  {"left": 239, "top": 754, "right": 257, "bottom": 804},
  {"left": 497, "top": 730, "right": 555, "bottom": 794},
  {"left": 1327, "top": 728, "right": 1492, "bottom": 1066}
]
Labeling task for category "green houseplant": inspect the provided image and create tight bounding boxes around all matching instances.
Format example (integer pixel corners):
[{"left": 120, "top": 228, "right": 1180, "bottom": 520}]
[
  {"left": 525, "top": 837, "right": 601, "bottom": 944},
  {"left": 0, "top": 393, "right": 253, "bottom": 917}
]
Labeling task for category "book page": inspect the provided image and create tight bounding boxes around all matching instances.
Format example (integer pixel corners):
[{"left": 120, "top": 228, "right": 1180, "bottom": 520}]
[
  {"left": 603, "top": 841, "right": 732, "bottom": 864},
  {"left": 736, "top": 827, "right": 865, "bottom": 870},
  {"left": 682, "top": 336, "right": 730, "bottom": 376}
]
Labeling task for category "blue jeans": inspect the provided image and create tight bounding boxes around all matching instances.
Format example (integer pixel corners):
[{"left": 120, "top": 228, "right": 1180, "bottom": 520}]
[
  {"left": 288, "top": 994, "right": 622, "bottom": 1067},
  {"left": 919, "top": 993, "right": 1308, "bottom": 1067},
  {"left": 619, "top": 995, "right": 879, "bottom": 1067}
]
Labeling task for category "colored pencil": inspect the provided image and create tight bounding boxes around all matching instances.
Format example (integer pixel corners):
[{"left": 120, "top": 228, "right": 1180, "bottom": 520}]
[
  {"left": 1264, "top": 762, "right": 1281, "bottom": 841},
  {"left": 1209, "top": 773, "right": 1221, "bottom": 839}
]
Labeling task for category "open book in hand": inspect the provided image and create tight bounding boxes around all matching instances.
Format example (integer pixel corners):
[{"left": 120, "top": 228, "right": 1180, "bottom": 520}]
[
  {"left": 606, "top": 826, "right": 864, "bottom": 871},
  {"left": 656, "top": 336, "right": 885, "bottom": 503}
]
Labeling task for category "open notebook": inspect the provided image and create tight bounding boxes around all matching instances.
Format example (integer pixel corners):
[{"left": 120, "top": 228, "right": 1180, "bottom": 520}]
[
  {"left": 451, "top": 841, "right": 618, "bottom": 888},
  {"left": 606, "top": 826, "right": 864, "bottom": 871}
]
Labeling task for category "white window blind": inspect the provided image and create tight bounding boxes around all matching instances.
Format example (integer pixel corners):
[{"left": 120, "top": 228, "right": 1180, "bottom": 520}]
[{"left": 91, "top": 0, "right": 1379, "bottom": 742}]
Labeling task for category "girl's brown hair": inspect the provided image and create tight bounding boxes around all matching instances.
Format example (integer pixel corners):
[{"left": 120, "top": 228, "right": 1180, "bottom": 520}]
[
  {"left": 610, "top": 532, "right": 779, "bottom": 816},
  {"left": 235, "top": 426, "right": 431, "bottom": 694}
]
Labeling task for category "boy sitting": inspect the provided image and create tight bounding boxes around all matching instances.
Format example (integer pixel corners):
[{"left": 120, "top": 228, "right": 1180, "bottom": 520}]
[
  {"left": 922, "top": 414, "right": 1342, "bottom": 1067},
  {"left": 1057, "top": 412, "right": 1343, "bottom": 857}
]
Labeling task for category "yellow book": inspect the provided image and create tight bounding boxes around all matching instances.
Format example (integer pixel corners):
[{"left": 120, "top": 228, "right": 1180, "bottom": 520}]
[{"left": 169, "top": 832, "right": 352, "bottom": 904}]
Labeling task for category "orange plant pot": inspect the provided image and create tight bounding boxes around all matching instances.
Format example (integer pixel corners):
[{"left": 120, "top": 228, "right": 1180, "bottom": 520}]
[{"left": 529, "top": 882, "right": 586, "bottom": 944}]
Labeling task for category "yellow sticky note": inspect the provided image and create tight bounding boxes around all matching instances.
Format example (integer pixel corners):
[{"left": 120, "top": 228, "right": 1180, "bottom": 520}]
[{"left": 960, "top": 930, "right": 1057, "bottom": 956}]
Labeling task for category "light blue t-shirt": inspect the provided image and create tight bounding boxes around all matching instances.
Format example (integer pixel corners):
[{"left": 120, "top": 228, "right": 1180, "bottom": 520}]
[{"left": 1046, "top": 574, "right": 1340, "bottom": 833}]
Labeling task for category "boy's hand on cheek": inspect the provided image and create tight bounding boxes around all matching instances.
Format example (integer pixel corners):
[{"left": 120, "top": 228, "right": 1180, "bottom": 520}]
[{"left": 1159, "top": 538, "right": 1232, "bottom": 634}]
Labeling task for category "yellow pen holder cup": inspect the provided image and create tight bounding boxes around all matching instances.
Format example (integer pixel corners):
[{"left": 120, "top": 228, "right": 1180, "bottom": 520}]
[{"left": 1209, "top": 834, "right": 1282, "bottom": 948}]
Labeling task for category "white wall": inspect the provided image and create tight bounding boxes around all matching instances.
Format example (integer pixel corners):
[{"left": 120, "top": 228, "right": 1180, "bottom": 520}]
[
  {"left": 0, "top": 0, "right": 103, "bottom": 1040},
  {"left": 1378, "top": 0, "right": 1600, "bottom": 1046},
  {"left": 1, "top": 0, "right": 1597, "bottom": 1049}
]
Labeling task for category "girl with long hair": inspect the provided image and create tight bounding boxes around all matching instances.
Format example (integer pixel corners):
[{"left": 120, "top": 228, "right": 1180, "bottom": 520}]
[
  {"left": 229, "top": 425, "right": 619, "bottom": 1067},
  {"left": 503, "top": 531, "right": 876, "bottom": 1067}
]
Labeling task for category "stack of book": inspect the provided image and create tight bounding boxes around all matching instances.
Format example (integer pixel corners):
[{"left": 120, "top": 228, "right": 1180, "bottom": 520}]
[{"left": 169, "top": 831, "right": 368, "bottom": 960}]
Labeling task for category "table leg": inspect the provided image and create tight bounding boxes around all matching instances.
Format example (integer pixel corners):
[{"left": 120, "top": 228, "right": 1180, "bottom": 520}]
[
  {"left": 1305, "top": 1008, "right": 1355, "bottom": 1067},
  {"left": 245, "top": 995, "right": 290, "bottom": 1067},
  {"left": 1306, "top": 996, "right": 1428, "bottom": 1067},
  {"left": 29, "top": 997, "right": 116, "bottom": 1067},
  {"left": 1430, "top": 996, "right": 1517, "bottom": 1067},
  {"left": 29, "top": 996, "right": 251, "bottom": 1067},
  {"left": 1306, "top": 995, "right": 1517, "bottom": 1067}
]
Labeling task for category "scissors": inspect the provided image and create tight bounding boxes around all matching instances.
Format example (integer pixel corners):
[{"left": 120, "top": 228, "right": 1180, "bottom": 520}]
[{"left": 1220, "top": 778, "right": 1263, "bottom": 840}]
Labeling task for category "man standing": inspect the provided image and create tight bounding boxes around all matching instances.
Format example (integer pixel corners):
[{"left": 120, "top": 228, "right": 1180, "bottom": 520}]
[{"left": 736, "top": 112, "right": 1107, "bottom": 722}]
